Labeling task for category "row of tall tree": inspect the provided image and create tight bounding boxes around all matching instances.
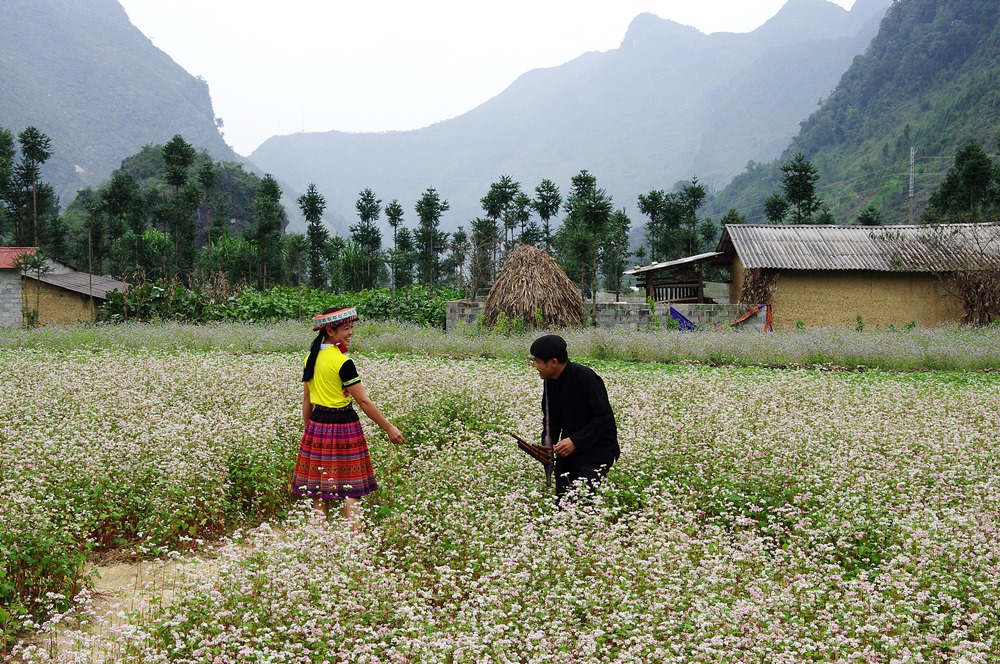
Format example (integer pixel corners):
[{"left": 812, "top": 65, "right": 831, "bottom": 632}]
[
  {"left": 0, "top": 126, "right": 58, "bottom": 249},
  {"left": 4, "top": 129, "right": 723, "bottom": 297},
  {"left": 297, "top": 170, "right": 639, "bottom": 298},
  {"left": 12, "top": 126, "right": 990, "bottom": 301}
]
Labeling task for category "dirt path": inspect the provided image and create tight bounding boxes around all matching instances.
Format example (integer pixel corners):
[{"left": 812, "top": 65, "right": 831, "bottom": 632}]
[{"left": 9, "top": 555, "right": 217, "bottom": 663}]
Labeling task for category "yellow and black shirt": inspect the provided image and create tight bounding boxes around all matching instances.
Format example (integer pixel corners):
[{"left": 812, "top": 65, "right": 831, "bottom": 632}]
[{"left": 304, "top": 344, "right": 361, "bottom": 408}]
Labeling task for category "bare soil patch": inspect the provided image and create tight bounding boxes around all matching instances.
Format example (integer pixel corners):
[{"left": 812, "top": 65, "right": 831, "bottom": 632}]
[{"left": 8, "top": 554, "right": 217, "bottom": 663}]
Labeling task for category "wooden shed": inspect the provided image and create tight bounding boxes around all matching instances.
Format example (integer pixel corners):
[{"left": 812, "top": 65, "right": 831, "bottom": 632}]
[
  {"left": 715, "top": 224, "right": 1000, "bottom": 329},
  {"left": 623, "top": 251, "right": 722, "bottom": 304}
]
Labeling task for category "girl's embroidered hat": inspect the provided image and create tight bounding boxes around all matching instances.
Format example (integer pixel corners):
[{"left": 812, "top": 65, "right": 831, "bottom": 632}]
[{"left": 311, "top": 307, "right": 359, "bottom": 331}]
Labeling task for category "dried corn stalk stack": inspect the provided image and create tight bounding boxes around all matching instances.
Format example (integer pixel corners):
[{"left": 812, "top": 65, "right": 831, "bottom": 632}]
[
  {"left": 739, "top": 268, "right": 776, "bottom": 307},
  {"left": 952, "top": 268, "right": 1000, "bottom": 326},
  {"left": 483, "top": 244, "right": 584, "bottom": 328}
]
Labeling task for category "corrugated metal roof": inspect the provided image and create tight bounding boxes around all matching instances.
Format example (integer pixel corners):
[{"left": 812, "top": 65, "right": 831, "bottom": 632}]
[
  {"left": 624, "top": 251, "right": 722, "bottom": 275},
  {"left": 719, "top": 224, "right": 1000, "bottom": 272},
  {"left": 26, "top": 271, "right": 127, "bottom": 300},
  {"left": 0, "top": 247, "right": 37, "bottom": 269}
]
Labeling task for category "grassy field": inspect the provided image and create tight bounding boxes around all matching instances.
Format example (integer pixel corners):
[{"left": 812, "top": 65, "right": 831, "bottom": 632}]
[
  {"left": 3, "top": 322, "right": 999, "bottom": 662},
  {"left": 1, "top": 319, "right": 999, "bottom": 370}
]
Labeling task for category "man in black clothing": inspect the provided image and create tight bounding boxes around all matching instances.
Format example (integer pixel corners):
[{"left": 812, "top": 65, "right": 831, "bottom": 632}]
[{"left": 530, "top": 334, "right": 620, "bottom": 498}]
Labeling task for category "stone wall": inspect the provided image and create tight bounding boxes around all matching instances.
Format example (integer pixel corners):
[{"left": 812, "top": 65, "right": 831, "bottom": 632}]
[
  {"left": 446, "top": 299, "right": 769, "bottom": 332},
  {"left": 0, "top": 270, "right": 23, "bottom": 326},
  {"left": 588, "top": 301, "right": 649, "bottom": 329}
]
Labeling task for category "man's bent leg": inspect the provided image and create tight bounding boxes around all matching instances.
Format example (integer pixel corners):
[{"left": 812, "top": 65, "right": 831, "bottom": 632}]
[
  {"left": 573, "top": 463, "right": 610, "bottom": 497},
  {"left": 558, "top": 463, "right": 611, "bottom": 505},
  {"left": 555, "top": 461, "right": 577, "bottom": 497}
]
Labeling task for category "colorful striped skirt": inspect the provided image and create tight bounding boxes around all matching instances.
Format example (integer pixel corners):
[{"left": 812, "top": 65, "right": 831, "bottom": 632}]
[{"left": 291, "top": 405, "right": 378, "bottom": 500}]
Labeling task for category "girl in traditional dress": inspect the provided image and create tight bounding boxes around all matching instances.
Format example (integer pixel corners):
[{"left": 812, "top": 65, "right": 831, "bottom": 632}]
[{"left": 291, "top": 306, "right": 405, "bottom": 521}]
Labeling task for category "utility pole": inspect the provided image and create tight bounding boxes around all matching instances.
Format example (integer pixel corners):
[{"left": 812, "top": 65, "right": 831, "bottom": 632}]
[{"left": 908, "top": 146, "right": 916, "bottom": 225}]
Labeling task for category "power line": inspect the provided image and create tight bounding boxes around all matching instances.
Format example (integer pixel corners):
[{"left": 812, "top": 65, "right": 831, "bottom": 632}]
[{"left": 909, "top": 146, "right": 916, "bottom": 225}]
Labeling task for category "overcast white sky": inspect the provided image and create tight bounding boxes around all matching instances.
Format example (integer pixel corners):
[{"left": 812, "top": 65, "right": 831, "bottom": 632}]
[{"left": 116, "top": 0, "right": 855, "bottom": 157}]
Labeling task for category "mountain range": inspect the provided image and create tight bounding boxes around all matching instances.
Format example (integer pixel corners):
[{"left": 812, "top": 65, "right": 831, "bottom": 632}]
[
  {"left": 249, "top": 0, "right": 892, "bottom": 231},
  {"left": 2, "top": 0, "right": 892, "bottom": 235}
]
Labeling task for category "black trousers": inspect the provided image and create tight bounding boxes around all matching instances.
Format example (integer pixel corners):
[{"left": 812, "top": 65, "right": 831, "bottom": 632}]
[{"left": 555, "top": 459, "right": 614, "bottom": 498}]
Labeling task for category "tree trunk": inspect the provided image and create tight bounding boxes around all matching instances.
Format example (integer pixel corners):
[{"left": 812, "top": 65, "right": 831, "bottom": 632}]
[{"left": 591, "top": 234, "right": 598, "bottom": 324}]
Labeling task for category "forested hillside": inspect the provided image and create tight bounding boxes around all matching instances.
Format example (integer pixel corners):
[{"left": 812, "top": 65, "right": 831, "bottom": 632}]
[
  {"left": 10, "top": 0, "right": 1000, "bottom": 312},
  {"left": 712, "top": 0, "right": 1000, "bottom": 225},
  {"left": 0, "top": 0, "right": 237, "bottom": 205}
]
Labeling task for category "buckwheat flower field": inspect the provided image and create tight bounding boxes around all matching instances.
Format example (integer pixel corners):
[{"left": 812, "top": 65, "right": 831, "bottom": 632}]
[{"left": 3, "top": 323, "right": 999, "bottom": 662}]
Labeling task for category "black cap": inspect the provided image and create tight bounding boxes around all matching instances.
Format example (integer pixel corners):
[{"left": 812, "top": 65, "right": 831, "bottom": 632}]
[{"left": 530, "top": 334, "right": 568, "bottom": 363}]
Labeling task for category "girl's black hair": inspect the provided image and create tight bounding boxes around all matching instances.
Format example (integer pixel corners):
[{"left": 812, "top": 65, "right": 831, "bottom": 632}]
[
  {"left": 302, "top": 331, "right": 326, "bottom": 382},
  {"left": 302, "top": 307, "right": 340, "bottom": 383}
]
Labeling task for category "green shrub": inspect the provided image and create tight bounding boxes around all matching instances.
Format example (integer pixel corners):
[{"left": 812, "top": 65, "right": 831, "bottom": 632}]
[
  {"left": 0, "top": 489, "right": 91, "bottom": 650},
  {"left": 646, "top": 297, "right": 659, "bottom": 330},
  {"left": 101, "top": 283, "right": 462, "bottom": 328},
  {"left": 488, "top": 311, "right": 529, "bottom": 336}
]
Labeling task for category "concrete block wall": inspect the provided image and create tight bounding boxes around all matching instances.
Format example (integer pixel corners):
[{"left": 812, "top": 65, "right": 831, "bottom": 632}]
[
  {"left": 445, "top": 301, "right": 653, "bottom": 331},
  {"left": 669, "top": 303, "right": 767, "bottom": 331},
  {"left": 587, "top": 302, "right": 651, "bottom": 329},
  {"left": 446, "top": 300, "right": 485, "bottom": 332},
  {"left": 0, "top": 270, "right": 23, "bottom": 326}
]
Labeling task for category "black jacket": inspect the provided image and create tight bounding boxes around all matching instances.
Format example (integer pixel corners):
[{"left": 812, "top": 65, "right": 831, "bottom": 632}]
[{"left": 541, "top": 361, "right": 620, "bottom": 467}]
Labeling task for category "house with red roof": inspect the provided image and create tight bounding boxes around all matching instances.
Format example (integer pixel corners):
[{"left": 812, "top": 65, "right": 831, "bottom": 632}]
[
  {"left": 0, "top": 247, "right": 128, "bottom": 325},
  {"left": 0, "top": 247, "right": 36, "bottom": 326}
]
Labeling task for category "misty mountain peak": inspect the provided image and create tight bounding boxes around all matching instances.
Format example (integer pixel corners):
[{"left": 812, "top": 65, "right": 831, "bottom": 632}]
[
  {"left": 621, "top": 12, "right": 705, "bottom": 52},
  {"left": 760, "top": 0, "right": 875, "bottom": 40}
]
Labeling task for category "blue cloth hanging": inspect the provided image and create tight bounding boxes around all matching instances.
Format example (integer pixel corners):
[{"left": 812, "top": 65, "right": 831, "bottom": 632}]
[{"left": 669, "top": 306, "right": 695, "bottom": 331}]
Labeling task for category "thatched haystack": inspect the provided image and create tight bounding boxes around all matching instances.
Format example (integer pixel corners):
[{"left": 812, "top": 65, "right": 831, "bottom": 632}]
[{"left": 483, "top": 244, "right": 583, "bottom": 328}]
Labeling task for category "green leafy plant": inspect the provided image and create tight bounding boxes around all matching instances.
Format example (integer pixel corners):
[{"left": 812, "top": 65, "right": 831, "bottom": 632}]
[
  {"left": 101, "top": 283, "right": 462, "bottom": 327},
  {"left": 489, "top": 311, "right": 529, "bottom": 336}
]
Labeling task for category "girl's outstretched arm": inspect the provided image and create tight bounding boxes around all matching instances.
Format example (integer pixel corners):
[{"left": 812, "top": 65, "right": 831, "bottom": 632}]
[{"left": 346, "top": 382, "right": 405, "bottom": 444}]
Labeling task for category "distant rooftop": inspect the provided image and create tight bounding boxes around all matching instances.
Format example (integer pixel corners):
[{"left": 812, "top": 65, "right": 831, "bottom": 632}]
[
  {"left": 0, "top": 247, "right": 37, "bottom": 269},
  {"left": 717, "top": 224, "right": 1000, "bottom": 272},
  {"left": 25, "top": 270, "right": 127, "bottom": 300},
  {"left": 624, "top": 251, "right": 722, "bottom": 275}
]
